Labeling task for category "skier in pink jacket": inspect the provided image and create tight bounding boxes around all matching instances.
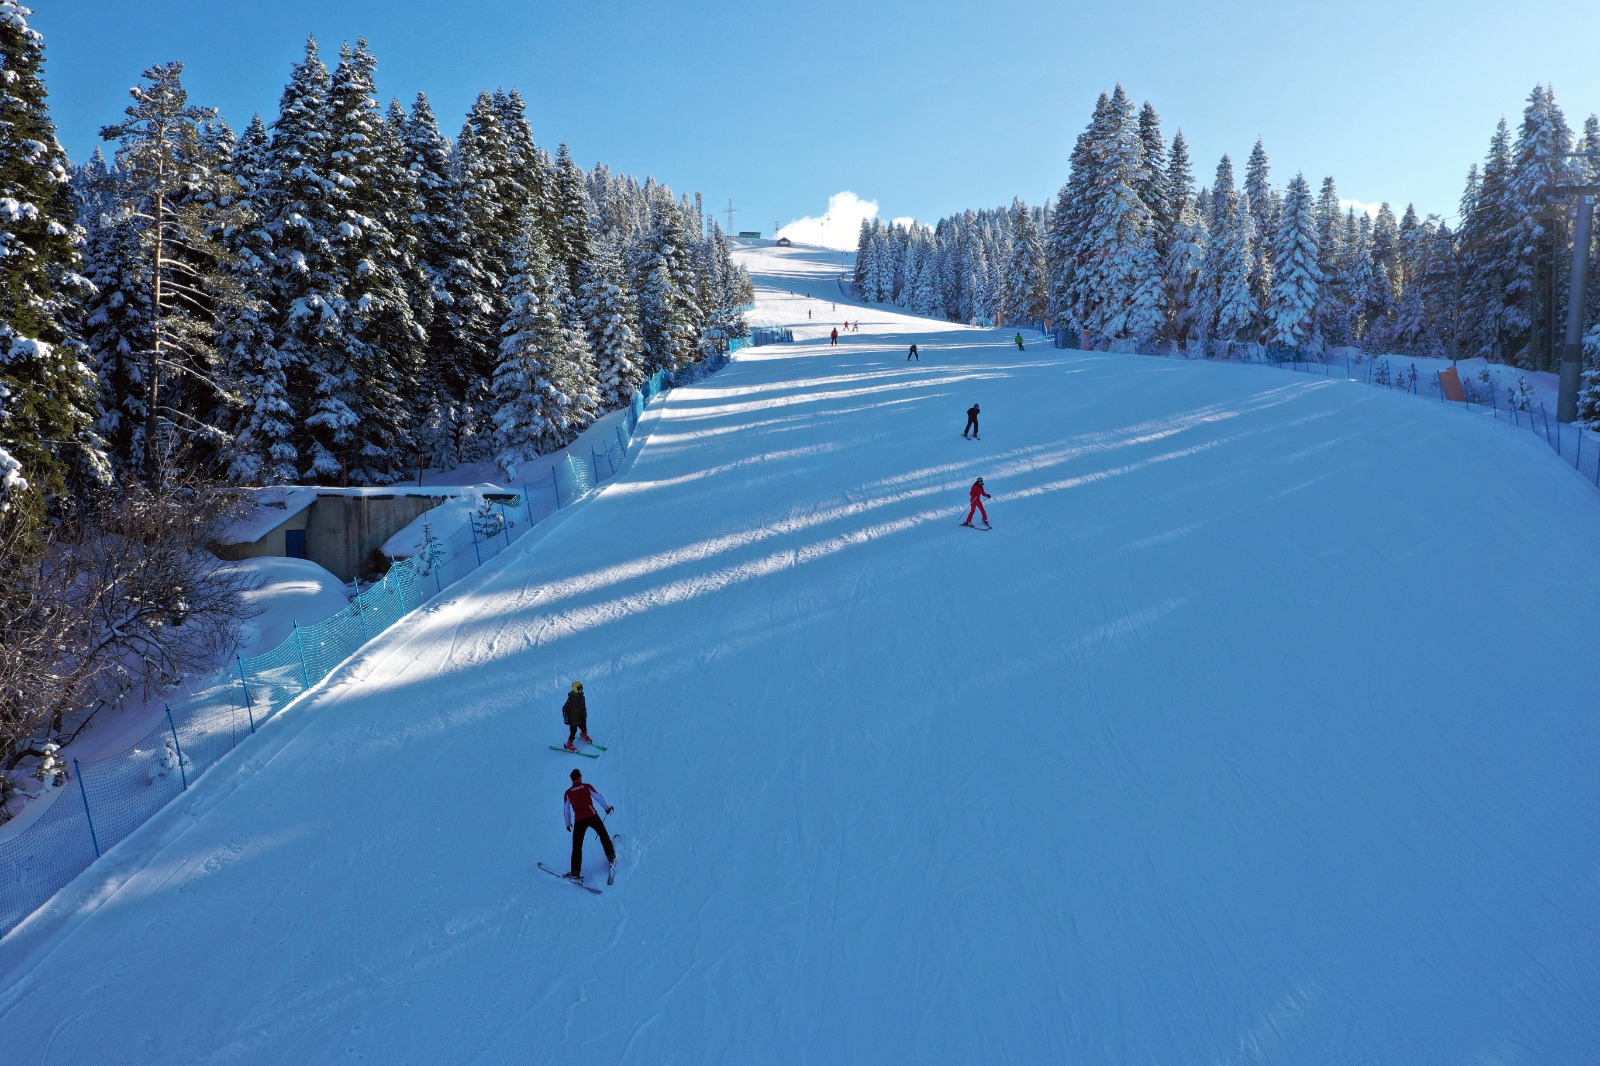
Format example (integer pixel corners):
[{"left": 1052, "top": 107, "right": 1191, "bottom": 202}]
[{"left": 963, "top": 477, "right": 991, "bottom": 528}]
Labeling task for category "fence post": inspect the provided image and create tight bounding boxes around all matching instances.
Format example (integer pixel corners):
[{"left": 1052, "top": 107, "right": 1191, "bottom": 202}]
[
  {"left": 292, "top": 623, "right": 312, "bottom": 688},
  {"left": 164, "top": 707, "right": 189, "bottom": 790},
  {"left": 616, "top": 426, "right": 627, "bottom": 454},
  {"left": 551, "top": 466, "right": 562, "bottom": 508},
  {"left": 354, "top": 598, "right": 371, "bottom": 641},
  {"left": 470, "top": 526, "right": 483, "bottom": 566},
  {"left": 523, "top": 487, "right": 535, "bottom": 524},
  {"left": 72, "top": 759, "right": 101, "bottom": 858},
  {"left": 501, "top": 508, "right": 512, "bottom": 546},
  {"left": 236, "top": 657, "right": 257, "bottom": 733},
  {"left": 1542, "top": 404, "right": 1556, "bottom": 451}
]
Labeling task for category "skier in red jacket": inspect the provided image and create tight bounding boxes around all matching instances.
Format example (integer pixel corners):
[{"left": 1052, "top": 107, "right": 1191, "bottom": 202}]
[
  {"left": 830, "top": 328, "right": 839, "bottom": 346},
  {"left": 963, "top": 477, "right": 991, "bottom": 528},
  {"left": 563, "top": 768, "right": 617, "bottom": 882}
]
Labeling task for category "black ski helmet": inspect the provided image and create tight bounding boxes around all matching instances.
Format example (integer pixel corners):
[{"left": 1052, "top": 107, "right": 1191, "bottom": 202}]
[{"left": 570, "top": 768, "right": 582, "bottom": 782}]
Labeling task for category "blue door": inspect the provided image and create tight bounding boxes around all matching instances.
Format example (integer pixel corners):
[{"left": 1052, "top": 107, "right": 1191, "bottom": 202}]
[{"left": 284, "top": 528, "right": 307, "bottom": 559}]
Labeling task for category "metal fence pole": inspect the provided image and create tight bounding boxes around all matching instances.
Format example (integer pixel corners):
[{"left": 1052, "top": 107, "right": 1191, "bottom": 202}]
[
  {"left": 293, "top": 623, "right": 312, "bottom": 688},
  {"left": 235, "top": 656, "right": 256, "bottom": 733},
  {"left": 165, "top": 707, "right": 188, "bottom": 790},
  {"left": 72, "top": 759, "right": 101, "bottom": 857},
  {"left": 551, "top": 466, "right": 562, "bottom": 508},
  {"left": 523, "top": 486, "right": 534, "bottom": 524}
]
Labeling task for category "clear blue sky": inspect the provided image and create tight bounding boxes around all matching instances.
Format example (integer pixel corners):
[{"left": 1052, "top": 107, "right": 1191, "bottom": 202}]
[{"left": 33, "top": 0, "right": 1600, "bottom": 243}]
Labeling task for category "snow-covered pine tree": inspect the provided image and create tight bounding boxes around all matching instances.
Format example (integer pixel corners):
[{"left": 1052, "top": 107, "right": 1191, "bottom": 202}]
[
  {"left": 312, "top": 40, "right": 424, "bottom": 483},
  {"left": 578, "top": 237, "right": 643, "bottom": 409},
  {"left": 495, "top": 89, "right": 548, "bottom": 234},
  {"left": 1165, "top": 201, "right": 1207, "bottom": 346},
  {"left": 454, "top": 91, "right": 522, "bottom": 459},
  {"left": 858, "top": 222, "right": 885, "bottom": 303},
  {"left": 1505, "top": 84, "right": 1575, "bottom": 370},
  {"left": 81, "top": 177, "right": 152, "bottom": 472},
  {"left": 1124, "top": 227, "right": 1166, "bottom": 343},
  {"left": 1210, "top": 173, "right": 1259, "bottom": 344},
  {"left": 0, "top": 0, "right": 102, "bottom": 532},
  {"left": 401, "top": 92, "right": 486, "bottom": 472},
  {"left": 1267, "top": 172, "right": 1321, "bottom": 350},
  {"left": 1580, "top": 114, "right": 1600, "bottom": 424},
  {"left": 910, "top": 239, "right": 942, "bottom": 318},
  {"left": 1342, "top": 209, "right": 1375, "bottom": 342},
  {"left": 1047, "top": 90, "right": 1114, "bottom": 329},
  {"left": 1363, "top": 203, "right": 1400, "bottom": 348},
  {"left": 852, "top": 217, "right": 872, "bottom": 290},
  {"left": 634, "top": 206, "right": 702, "bottom": 373},
  {"left": 1077, "top": 85, "right": 1154, "bottom": 338},
  {"left": 1243, "top": 139, "right": 1277, "bottom": 328},
  {"left": 217, "top": 114, "right": 297, "bottom": 483},
  {"left": 969, "top": 245, "right": 994, "bottom": 325},
  {"left": 550, "top": 143, "right": 593, "bottom": 296},
  {"left": 1004, "top": 198, "right": 1047, "bottom": 326},
  {"left": 1457, "top": 120, "right": 1515, "bottom": 361},
  {"left": 1312, "top": 177, "right": 1347, "bottom": 347},
  {"left": 700, "top": 220, "right": 752, "bottom": 356},
  {"left": 492, "top": 228, "right": 596, "bottom": 476},
  {"left": 1137, "top": 103, "right": 1170, "bottom": 259},
  {"left": 259, "top": 38, "right": 344, "bottom": 476},
  {"left": 1161, "top": 131, "right": 1197, "bottom": 339},
  {"left": 97, "top": 62, "right": 238, "bottom": 486}
]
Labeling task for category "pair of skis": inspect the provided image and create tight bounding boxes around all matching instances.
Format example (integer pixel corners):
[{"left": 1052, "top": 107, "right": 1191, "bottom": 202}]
[
  {"left": 538, "top": 830, "right": 623, "bottom": 894},
  {"left": 538, "top": 862, "right": 612, "bottom": 893},
  {"left": 549, "top": 738, "right": 607, "bottom": 758},
  {"left": 959, "top": 521, "right": 992, "bottom": 531}
]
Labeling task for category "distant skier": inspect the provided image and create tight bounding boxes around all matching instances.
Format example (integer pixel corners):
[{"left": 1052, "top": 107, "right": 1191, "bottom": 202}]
[
  {"left": 1014, "top": 332, "right": 1025, "bottom": 351},
  {"left": 808, "top": 309, "right": 812, "bottom": 319},
  {"left": 830, "top": 328, "right": 839, "bottom": 346},
  {"left": 843, "top": 320, "right": 850, "bottom": 331},
  {"left": 561, "top": 680, "right": 590, "bottom": 751},
  {"left": 962, "top": 477, "right": 991, "bottom": 528},
  {"left": 962, "top": 403, "right": 980, "bottom": 439},
  {"left": 853, "top": 321, "right": 861, "bottom": 332},
  {"left": 563, "top": 768, "right": 616, "bottom": 882},
  {"left": 908, "top": 343, "right": 919, "bottom": 361}
]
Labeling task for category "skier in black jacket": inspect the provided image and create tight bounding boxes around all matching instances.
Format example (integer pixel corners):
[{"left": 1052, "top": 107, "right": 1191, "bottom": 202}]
[
  {"left": 963, "top": 403, "right": 981, "bottom": 439},
  {"left": 561, "top": 681, "right": 590, "bottom": 751}
]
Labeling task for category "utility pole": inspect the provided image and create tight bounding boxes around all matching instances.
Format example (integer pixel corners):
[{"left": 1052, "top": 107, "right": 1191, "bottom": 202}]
[
  {"left": 1547, "top": 152, "right": 1600, "bottom": 423},
  {"left": 725, "top": 198, "right": 737, "bottom": 235}
]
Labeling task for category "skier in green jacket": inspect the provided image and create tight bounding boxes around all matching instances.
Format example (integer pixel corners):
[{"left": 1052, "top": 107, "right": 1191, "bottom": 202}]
[{"left": 1014, "top": 332, "right": 1026, "bottom": 351}]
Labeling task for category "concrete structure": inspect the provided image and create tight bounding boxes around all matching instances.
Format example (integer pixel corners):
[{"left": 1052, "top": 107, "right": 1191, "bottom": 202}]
[{"left": 214, "top": 488, "right": 456, "bottom": 582}]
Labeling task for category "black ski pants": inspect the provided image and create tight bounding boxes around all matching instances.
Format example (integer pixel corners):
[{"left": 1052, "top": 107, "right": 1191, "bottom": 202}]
[
  {"left": 963, "top": 415, "right": 979, "bottom": 437},
  {"left": 566, "top": 713, "right": 587, "bottom": 743},
  {"left": 571, "top": 816, "right": 616, "bottom": 875}
]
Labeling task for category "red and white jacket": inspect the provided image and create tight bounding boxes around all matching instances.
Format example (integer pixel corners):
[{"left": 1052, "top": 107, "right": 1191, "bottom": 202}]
[{"left": 564, "top": 783, "right": 610, "bottom": 828}]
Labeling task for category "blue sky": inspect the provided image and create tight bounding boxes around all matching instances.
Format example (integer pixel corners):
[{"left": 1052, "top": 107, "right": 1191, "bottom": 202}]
[{"left": 33, "top": 0, "right": 1600, "bottom": 246}]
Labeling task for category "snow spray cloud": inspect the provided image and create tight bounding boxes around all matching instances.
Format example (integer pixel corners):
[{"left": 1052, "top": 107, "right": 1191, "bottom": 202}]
[{"left": 775, "top": 191, "right": 880, "bottom": 250}]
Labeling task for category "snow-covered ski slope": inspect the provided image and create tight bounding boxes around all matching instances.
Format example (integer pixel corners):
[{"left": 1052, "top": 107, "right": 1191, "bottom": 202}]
[{"left": 4, "top": 240, "right": 1600, "bottom": 1063}]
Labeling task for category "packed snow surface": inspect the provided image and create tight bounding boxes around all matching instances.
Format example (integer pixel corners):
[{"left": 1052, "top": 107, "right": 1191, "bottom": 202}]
[{"left": 2, "top": 242, "right": 1599, "bottom": 1063}]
